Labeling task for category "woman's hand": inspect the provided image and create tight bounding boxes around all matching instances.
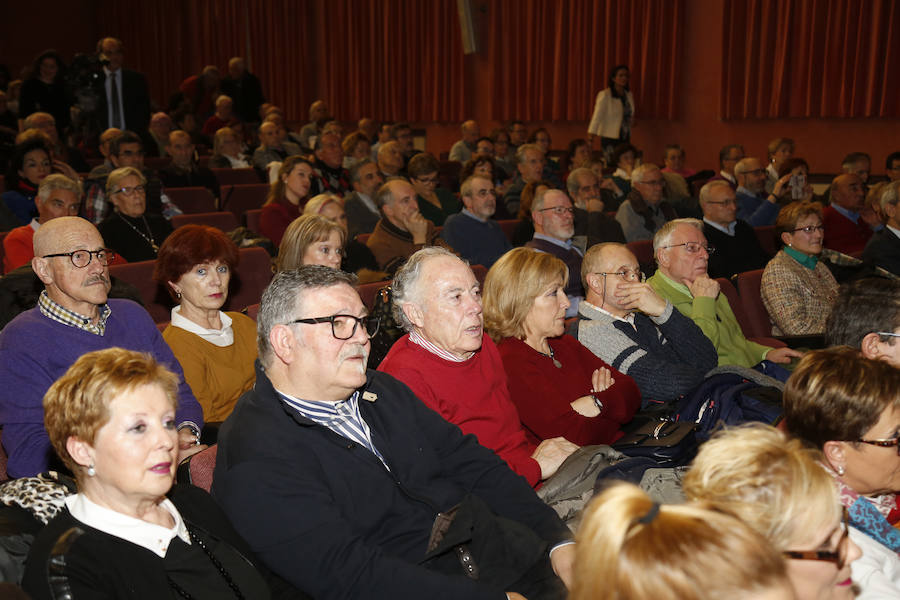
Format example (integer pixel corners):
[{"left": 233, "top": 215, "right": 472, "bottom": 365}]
[
  {"left": 570, "top": 396, "right": 601, "bottom": 417},
  {"left": 570, "top": 368, "right": 616, "bottom": 416},
  {"left": 771, "top": 174, "right": 791, "bottom": 200},
  {"left": 592, "top": 367, "right": 614, "bottom": 393}
]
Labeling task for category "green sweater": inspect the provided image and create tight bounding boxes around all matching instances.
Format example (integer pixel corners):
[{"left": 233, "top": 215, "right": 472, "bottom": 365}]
[{"left": 648, "top": 271, "right": 771, "bottom": 368}]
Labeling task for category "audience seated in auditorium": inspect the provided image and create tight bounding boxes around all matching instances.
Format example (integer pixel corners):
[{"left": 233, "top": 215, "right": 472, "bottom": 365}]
[
  {"left": 776, "top": 157, "right": 816, "bottom": 203},
  {"left": 503, "top": 143, "right": 545, "bottom": 216},
  {"left": 441, "top": 175, "right": 510, "bottom": 268},
  {"left": 357, "top": 117, "right": 377, "bottom": 144},
  {"left": 220, "top": 56, "right": 266, "bottom": 124},
  {"left": 276, "top": 213, "right": 344, "bottom": 274},
  {"left": 178, "top": 65, "right": 220, "bottom": 123},
  {"left": 609, "top": 143, "right": 638, "bottom": 199},
  {"left": 157, "top": 130, "right": 220, "bottom": 198},
  {"left": 761, "top": 201, "right": 839, "bottom": 336},
  {"left": 567, "top": 167, "right": 627, "bottom": 247},
  {"left": 1, "top": 137, "right": 51, "bottom": 227},
  {"left": 528, "top": 128, "right": 563, "bottom": 188},
  {"left": 252, "top": 121, "right": 300, "bottom": 172},
  {"left": 574, "top": 242, "right": 718, "bottom": 405},
  {"left": 376, "top": 140, "right": 405, "bottom": 179},
  {"left": 491, "top": 126, "right": 516, "bottom": 177},
  {"left": 155, "top": 225, "right": 257, "bottom": 423},
  {"left": 648, "top": 218, "right": 801, "bottom": 368},
  {"left": 201, "top": 94, "right": 240, "bottom": 138},
  {"left": 390, "top": 122, "right": 416, "bottom": 165},
  {"left": 146, "top": 111, "right": 173, "bottom": 157},
  {"left": 783, "top": 347, "right": 900, "bottom": 599},
  {"left": 366, "top": 179, "right": 449, "bottom": 274},
  {"left": 564, "top": 138, "right": 592, "bottom": 179},
  {"left": 88, "top": 127, "right": 123, "bottom": 178},
  {"left": 660, "top": 143, "right": 697, "bottom": 179},
  {"left": 379, "top": 247, "right": 579, "bottom": 487},
  {"left": 345, "top": 158, "right": 383, "bottom": 239},
  {"left": 20, "top": 112, "right": 87, "bottom": 177},
  {"left": 23, "top": 348, "right": 270, "bottom": 600},
  {"left": 261, "top": 156, "right": 313, "bottom": 247},
  {"left": 448, "top": 119, "right": 479, "bottom": 163},
  {"left": 823, "top": 173, "right": 878, "bottom": 255},
  {"left": 95, "top": 37, "right": 151, "bottom": 135},
  {"left": 19, "top": 50, "right": 70, "bottom": 137},
  {"left": 340, "top": 130, "right": 371, "bottom": 169},
  {"left": 683, "top": 423, "right": 861, "bottom": 600},
  {"left": 862, "top": 181, "right": 900, "bottom": 276},
  {"left": 459, "top": 152, "right": 506, "bottom": 197},
  {"left": 483, "top": 247, "right": 640, "bottom": 445},
  {"left": 308, "top": 131, "right": 351, "bottom": 197},
  {"left": 408, "top": 152, "right": 461, "bottom": 226},
  {"left": 4, "top": 174, "right": 81, "bottom": 272},
  {"left": 298, "top": 99, "right": 328, "bottom": 149},
  {"left": 208, "top": 126, "right": 250, "bottom": 169},
  {"left": 512, "top": 179, "right": 550, "bottom": 247},
  {"left": 571, "top": 483, "right": 795, "bottom": 600},
  {"left": 615, "top": 163, "right": 677, "bottom": 242},
  {"left": 0, "top": 217, "right": 204, "bottom": 478},
  {"left": 765, "top": 137, "right": 795, "bottom": 193},
  {"left": 825, "top": 277, "right": 900, "bottom": 367},
  {"left": 526, "top": 188, "right": 584, "bottom": 316},
  {"left": 708, "top": 144, "right": 744, "bottom": 189},
  {"left": 735, "top": 157, "right": 781, "bottom": 226},
  {"left": 98, "top": 167, "right": 173, "bottom": 262},
  {"left": 212, "top": 266, "right": 574, "bottom": 599},
  {"left": 700, "top": 180, "right": 769, "bottom": 280}
]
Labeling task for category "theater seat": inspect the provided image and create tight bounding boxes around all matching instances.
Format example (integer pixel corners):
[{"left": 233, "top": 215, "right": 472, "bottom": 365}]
[
  {"left": 108, "top": 260, "right": 172, "bottom": 323},
  {"left": 224, "top": 246, "right": 273, "bottom": 312},
  {"left": 244, "top": 208, "right": 263, "bottom": 234},
  {"left": 166, "top": 187, "right": 217, "bottom": 214},
  {"left": 171, "top": 211, "right": 239, "bottom": 232},
  {"left": 626, "top": 239, "right": 654, "bottom": 273},
  {"left": 715, "top": 276, "right": 785, "bottom": 348},
  {"left": 220, "top": 183, "right": 270, "bottom": 221},
  {"left": 357, "top": 281, "right": 386, "bottom": 311},
  {"left": 734, "top": 269, "right": 773, "bottom": 339},
  {"left": 211, "top": 167, "right": 263, "bottom": 187},
  {"left": 244, "top": 303, "right": 260, "bottom": 321},
  {"left": 754, "top": 225, "right": 779, "bottom": 258},
  {"left": 356, "top": 233, "right": 371, "bottom": 245},
  {"left": 496, "top": 219, "right": 517, "bottom": 243},
  {"left": 176, "top": 445, "right": 217, "bottom": 492}
]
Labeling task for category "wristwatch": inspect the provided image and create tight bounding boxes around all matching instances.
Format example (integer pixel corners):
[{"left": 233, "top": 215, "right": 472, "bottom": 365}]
[{"left": 590, "top": 394, "right": 603, "bottom": 413}]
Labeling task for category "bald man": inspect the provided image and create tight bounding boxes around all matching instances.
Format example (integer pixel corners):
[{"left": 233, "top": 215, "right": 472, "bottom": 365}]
[
  {"left": 449, "top": 120, "right": 480, "bottom": 163},
  {"left": 0, "top": 217, "right": 204, "bottom": 478}
]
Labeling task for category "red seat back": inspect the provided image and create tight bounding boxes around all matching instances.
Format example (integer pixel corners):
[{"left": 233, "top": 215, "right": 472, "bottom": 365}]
[
  {"left": 496, "top": 219, "right": 517, "bottom": 243},
  {"left": 211, "top": 167, "right": 262, "bottom": 187},
  {"left": 220, "top": 183, "right": 270, "bottom": 221},
  {"left": 357, "top": 281, "right": 386, "bottom": 311},
  {"left": 735, "top": 269, "right": 771, "bottom": 338},
  {"left": 244, "top": 303, "right": 260, "bottom": 321},
  {"left": 716, "top": 275, "right": 785, "bottom": 348},
  {"left": 754, "top": 225, "right": 779, "bottom": 258},
  {"left": 166, "top": 187, "right": 217, "bottom": 214},
  {"left": 108, "top": 260, "right": 172, "bottom": 323},
  {"left": 182, "top": 445, "right": 217, "bottom": 492},
  {"left": 626, "top": 239, "right": 655, "bottom": 270},
  {"left": 244, "top": 208, "right": 263, "bottom": 234},
  {"left": 171, "top": 211, "right": 239, "bottom": 232},
  {"left": 223, "top": 246, "right": 273, "bottom": 312}
]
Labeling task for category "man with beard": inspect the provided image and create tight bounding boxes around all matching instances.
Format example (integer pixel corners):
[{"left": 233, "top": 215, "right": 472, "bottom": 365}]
[{"left": 734, "top": 157, "right": 781, "bottom": 226}]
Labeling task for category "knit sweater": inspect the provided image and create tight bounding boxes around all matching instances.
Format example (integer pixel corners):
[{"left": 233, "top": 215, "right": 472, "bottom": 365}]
[
  {"left": 574, "top": 301, "right": 718, "bottom": 404},
  {"left": 379, "top": 333, "right": 542, "bottom": 487},
  {"left": 496, "top": 335, "right": 641, "bottom": 447},
  {"left": 441, "top": 212, "right": 512, "bottom": 268},
  {"left": 823, "top": 205, "right": 874, "bottom": 256},
  {"left": 0, "top": 299, "right": 203, "bottom": 478},
  {"left": 648, "top": 271, "right": 772, "bottom": 368},
  {"left": 162, "top": 312, "right": 258, "bottom": 422},
  {"left": 760, "top": 249, "right": 839, "bottom": 336},
  {"left": 365, "top": 218, "right": 449, "bottom": 275}
]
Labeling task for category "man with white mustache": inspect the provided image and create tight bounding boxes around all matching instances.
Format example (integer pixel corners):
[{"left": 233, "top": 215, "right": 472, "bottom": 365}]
[
  {"left": 0, "top": 216, "right": 204, "bottom": 478},
  {"left": 214, "top": 265, "right": 574, "bottom": 600}
]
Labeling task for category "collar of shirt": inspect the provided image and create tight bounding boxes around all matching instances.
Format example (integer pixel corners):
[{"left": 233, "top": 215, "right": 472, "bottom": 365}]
[
  {"left": 581, "top": 300, "right": 635, "bottom": 326},
  {"left": 67, "top": 493, "right": 189, "bottom": 558},
  {"left": 888, "top": 225, "right": 900, "bottom": 240},
  {"left": 831, "top": 203, "right": 860, "bottom": 224},
  {"left": 38, "top": 290, "right": 111, "bottom": 336},
  {"left": 719, "top": 171, "right": 736, "bottom": 185},
  {"left": 533, "top": 233, "right": 582, "bottom": 255},
  {"left": 461, "top": 208, "right": 487, "bottom": 223},
  {"left": 783, "top": 245, "right": 819, "bottom": 270},
  {"left": 356, "top": 192, "right": 379, "bottom": 215},
  {"left": 703, "top": 217, "right": 736, "bottom": 236},
  {"left": 29, "top": 218, "right": 40, "bottom": 232},
  {"left": 612, "top": 168, "right": 631, "bottom": 181},
  {"left": 409, "top": 330, "right": 473, "bottom": 362},
  {"left": 736, "top": 185, "right": 761, "bottom": 198},
  {"left": 170, "top": 306, "right": 234, "bottom": 347}
]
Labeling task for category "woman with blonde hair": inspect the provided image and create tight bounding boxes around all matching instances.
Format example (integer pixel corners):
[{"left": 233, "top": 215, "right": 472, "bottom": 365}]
[
  {"left": 683, "top": 423, "right": 861, "bottom": 600},
  {"left": 483, "top": 247, "right": 640, "bottom": 446},
  {"left": 572, "top": 482, "right": 794, "bottom": 600},
  {"left": 276, "top": 213, "right": 345, "bottom": 272},
  {"left": 301, "top": 193, "right": 385, "bottom": 281}
]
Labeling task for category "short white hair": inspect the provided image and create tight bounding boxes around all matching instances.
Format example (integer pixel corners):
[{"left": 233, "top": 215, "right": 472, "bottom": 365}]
[
  {"left": 631, "top": 163, "right": 660, "bottom": 184},
  {"left": 699, "top": 180, "right": 733, "bottom": 207},
  {"left": 391, "top": 247, "right": 465, "bottom": 332},
  {"left": 653, "top": 218, "right": 704, "bottom": 256},
  {"left": 880, "top": 181, "right": 900, "bottom": 212}
]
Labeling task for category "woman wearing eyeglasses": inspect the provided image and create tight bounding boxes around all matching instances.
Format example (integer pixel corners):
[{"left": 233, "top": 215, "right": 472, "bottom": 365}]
[
  {"left": 98, "top": 167, "right": 173, "bottom": 262},
  {"left": 760, "top": 200, "right": 838, "bottom": 335},
  {"left": 483, "top": 247, "right": 640, "bottom": 446},
  {"left": 683, "top": 422, "right": 862, "bottom": 600},
  {"left": 783, "top": 347, "right": 900, "bottom": 599}
]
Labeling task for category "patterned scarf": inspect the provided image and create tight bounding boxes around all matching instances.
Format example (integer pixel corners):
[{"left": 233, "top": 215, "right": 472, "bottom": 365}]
[{"left": 825, "top": 462, "right": 900, "bottom": 554}]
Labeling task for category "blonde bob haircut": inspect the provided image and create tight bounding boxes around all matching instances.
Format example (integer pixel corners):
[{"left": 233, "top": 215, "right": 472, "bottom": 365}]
[
  {"left": 106, "top": 166, "right": 147, "bottom": 197},
  {"left": 43, "top": 348, "right": 179, "bottom": 477},
  {"left": 682, "top": 423, "right": 840, "bottom": 550},
  {"left": 571, "top": 482, "right": 790, "bottom": 600},
  {"left": 303, "top": 193, "right": 344, "bottom": 217},
  {"left": 276, "top": 214, "right": 346, "bottom": 273},
  {"left": 483, "top": 247, "right": 568, "bottom": 344}
]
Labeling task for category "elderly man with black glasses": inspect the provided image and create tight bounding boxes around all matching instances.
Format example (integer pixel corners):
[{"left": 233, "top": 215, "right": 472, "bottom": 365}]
[
  {"left": 647, "top": 218, "right": 802, "bottom": 370},
  {"left": 0, "top": 216, "right": 204, "bottom": 478},
  {"left": 213, "top": 265, "right": 575, "bottom": 600}
]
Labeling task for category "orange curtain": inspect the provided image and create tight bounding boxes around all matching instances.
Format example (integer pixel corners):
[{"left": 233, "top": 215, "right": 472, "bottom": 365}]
[
  {"left": 721, "top": 0, "right": 900, "bottom": 119},
  {"left": 486, "top": 0, "right": 684, "bottom": 121}
]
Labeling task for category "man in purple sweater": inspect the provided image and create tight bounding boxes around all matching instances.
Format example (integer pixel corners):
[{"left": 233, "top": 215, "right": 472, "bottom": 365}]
[{"left": 0, "top": 217, "right": 204, "bottom": 478}]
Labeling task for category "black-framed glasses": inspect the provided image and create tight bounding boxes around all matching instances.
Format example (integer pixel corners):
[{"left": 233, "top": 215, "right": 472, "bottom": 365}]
[
  {"left": 42, "top": 248, "right": 116, "bottom": 268},
  {"left": 288, "top": 314, "right": 380, "bottom": 340},
  {"left": 595, "top": 269, "right": 645, "bottom": 283},
  {"left": 792, "top": 225, "right": 825, "bottom": 234},
  {"left": 537, "top": 206, "right": 574, "bottom": 216},
  {"left": 857, "top": 435, "right": 900, "bottom": 455},
  {"left": 661, "top": 242, "right": 716, "bottom": 255},
  {"left": 783, "top": 508, "right": 850, "bottom": 569},
  {"left": 705, "top": 199, "right": 737, "bottom": 207}
]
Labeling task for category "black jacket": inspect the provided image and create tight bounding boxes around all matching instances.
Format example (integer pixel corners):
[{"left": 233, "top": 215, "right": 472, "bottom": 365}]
[{"left": 862, "top": 228, "right": 900, "bottom": 277}]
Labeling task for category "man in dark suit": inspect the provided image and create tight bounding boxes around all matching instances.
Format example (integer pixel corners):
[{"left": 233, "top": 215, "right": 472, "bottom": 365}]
[
  {"left": 345, "top": 158, "right": 383, "bottom": 239},
  {"left": 862, "top": 181, "right": 900, "bottom": 276},
  {"left": 95, "top": 37, "right": 151, "bottom": 136}
]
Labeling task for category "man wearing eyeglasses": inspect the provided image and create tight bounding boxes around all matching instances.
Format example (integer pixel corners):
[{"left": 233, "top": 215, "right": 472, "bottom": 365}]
[
  {"left": 614, "top": 163, "right": 678, "bottom": 242},
  {"left": 648, "top": 218, "right": 802, "bottom": 369},
  {"left": 527, "top": 189, "right": 583, "bottom": 317},
  {"left": 213, "top": 266, "right": 574, "bottom": 600},
  {"left": 735, "top": 157, "right": 781, "bottom": 226},
  {"left": 700, "top": 180, "right": 769, "bottom": 280},
  {"left": 0, "top": 216, "right": 204, "bottom": 478},
  {"left": 575, "top": 242, "right": 718, "bottom": 404}
]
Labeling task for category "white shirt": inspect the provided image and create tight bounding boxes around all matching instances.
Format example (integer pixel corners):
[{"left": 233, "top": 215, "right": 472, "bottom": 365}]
[
  {"left": 103, "top": 66, "right": 126, "bottom": 130},
  {"left": 581, "top": 300, "right": 636, "bottom": 327},
  {"left": 170, "top": 306, "right": 235, "bottom": 347},
  {"left": 67, "top": 493, "right": 190, "bottom": 558}
]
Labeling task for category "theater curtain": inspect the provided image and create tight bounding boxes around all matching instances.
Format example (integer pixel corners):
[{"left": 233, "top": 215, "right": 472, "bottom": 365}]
[
  {"left": 721, "top": 0, "right": 900, "bottom": 118},
  {"left": 486, "top": 0, "right": 684, "bottom": 121}
]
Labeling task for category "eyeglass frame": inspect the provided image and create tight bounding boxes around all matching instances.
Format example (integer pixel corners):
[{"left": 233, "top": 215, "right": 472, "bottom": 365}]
[
  {"left": 113, "top": 185, "right": 146, "bottom": 196},
  {"left": 594, "top": 269, "right": 645, "bottom": 283},
  {"left": 659, "top": 242, "right": 716, "bottom": 255},
  {"left": 782, "top": 508, "right": 851, "bottom": 569},
  {"left": 791, "top": 224, "right": 825, "bottom": 234},
  {"left": 536, "top": 206, "right": 575, "bottom": 216},
  {"left": 857, "top": 435, "right": 900, "bottom": 455},
  {"left": 41, "top": 248, "right": 117, "bottom": 268},
  {"left": 287, "top": 314, "right": 381, "bottom": 340}
]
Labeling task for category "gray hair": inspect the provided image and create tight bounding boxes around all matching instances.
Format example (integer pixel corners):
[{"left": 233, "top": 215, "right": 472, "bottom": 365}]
[
  {"left": 38, "top": 174, "right": 83, "bottom": 205},
  {"left": 699, "top": 180, "right": 734, "bottom": 207},
  {"left": 460, "top": 175, "right": 490, "bottom": 199},
  {"left": 515, "top": 143, "right": 542, "bottom": 164},
  {"left": 350, "top": 158, "right": 375, "bottom": 183},
  {"left": 734, "top": 157, "right": 759, "bottom": 176},
  {"left": 257, "top": 266, "right": 358, "bottom": 366},
  {"left": 391, "top": 247, "right": 464, "bottom": 332},
  {"left": 881, "top": 181, "right": 900, "bottom": 212},
  {"left": 106, "top": 166, "right": 146, "bottom": 196},
  {"left": 631, "top": 163, "right": 660, "bottom": 184},
  {"left": 531, "top": 186, "right": 558, "bottom": 213},
  {"left": 566, "top": 167, "right": 595, "bottom": 198},
  {"left": 653, "top": 218, "right": 704, "bottom": 255}
]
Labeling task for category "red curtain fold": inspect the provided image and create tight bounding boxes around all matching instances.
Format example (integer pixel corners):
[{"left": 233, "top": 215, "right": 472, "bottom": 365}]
[
  {"left": 721, "top": 0, "right": 900, "bottom": 119},
  {"left": 486, "top": 0, "right": 684, "bottom": 121}
]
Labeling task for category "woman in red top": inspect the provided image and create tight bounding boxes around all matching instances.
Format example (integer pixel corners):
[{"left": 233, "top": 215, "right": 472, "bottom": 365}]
[
  {"left": 260, "top": 155, "right": 313, "bottom": 247},
  {"left": 483, "top": 247, "right": 641, "bottom": 446}
]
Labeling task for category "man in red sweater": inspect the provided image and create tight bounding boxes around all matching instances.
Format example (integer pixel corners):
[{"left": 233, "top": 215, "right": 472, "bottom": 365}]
[
  {"left": 378, "top": 247, "right": 577, "bottom": 488},
  {"left": 823, "top": 173, "right": 878, "bottom": 255}
]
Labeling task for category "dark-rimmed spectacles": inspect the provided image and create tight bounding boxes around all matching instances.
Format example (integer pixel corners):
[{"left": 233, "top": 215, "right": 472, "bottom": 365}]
[
  {"left": 792, "top": 225, "right": 825, "bottom": 234},
  {"left": 288, "top": 314, "right": 380, "bottom": 340},
  {"left": 595, "top": 269, "right": 645, "bottom": 283},
  {"left": 537, "top": 206, "right": 574, "bottom": 216},
  {"left": 857, "top": 435, "right": 900, "bottom": 455},
  {"left": 661, "top": 242, "right": 716, "bottom": 255},
  {"left": 783, "top": 508, "right": 850, "bottom": 569},
  {"left": 42, "top": 249, "right": 116, "bottom": 268}
]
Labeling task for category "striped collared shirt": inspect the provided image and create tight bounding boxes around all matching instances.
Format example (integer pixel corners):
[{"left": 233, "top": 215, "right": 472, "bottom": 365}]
[
  {"left": 408, "top": 329, "right": 472, "bottom": 363},
  {"left": 37, "top": 290, "right": 111, "bottom": 336},
  {"left": 279, "top": 389, "right": 389, "bottom": 470}
]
